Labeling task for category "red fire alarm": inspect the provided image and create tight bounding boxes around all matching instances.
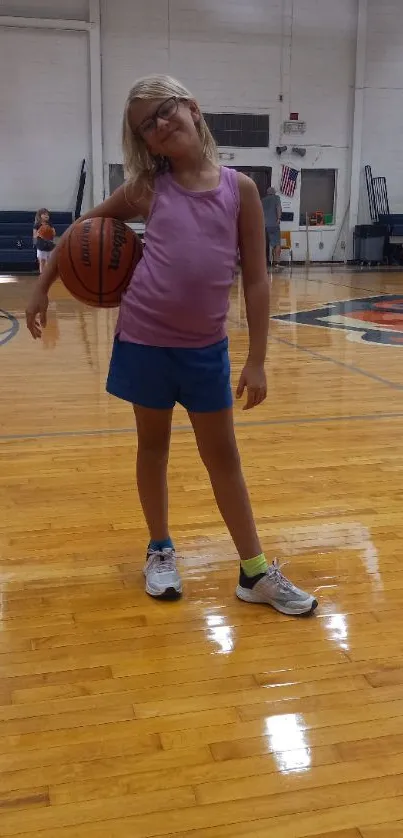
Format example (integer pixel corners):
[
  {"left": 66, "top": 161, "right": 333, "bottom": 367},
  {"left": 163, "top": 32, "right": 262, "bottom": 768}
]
[{"left": 290, "top": 112, "right": 299, "bottom": 121}]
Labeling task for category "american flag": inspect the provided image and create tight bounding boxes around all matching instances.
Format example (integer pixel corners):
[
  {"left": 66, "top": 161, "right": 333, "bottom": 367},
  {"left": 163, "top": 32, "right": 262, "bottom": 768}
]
[{"left": 280, "top": 165, "right": 299, "bottom": 197}]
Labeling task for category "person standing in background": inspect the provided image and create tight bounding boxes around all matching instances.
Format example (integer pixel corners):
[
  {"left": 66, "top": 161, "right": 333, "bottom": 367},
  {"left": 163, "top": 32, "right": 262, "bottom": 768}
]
[
  {"left": 33, "top": 208, "right": 56, "bottom": 275},
  {"left": 262, "top": 187, "right": 282, "bottom": 270}
]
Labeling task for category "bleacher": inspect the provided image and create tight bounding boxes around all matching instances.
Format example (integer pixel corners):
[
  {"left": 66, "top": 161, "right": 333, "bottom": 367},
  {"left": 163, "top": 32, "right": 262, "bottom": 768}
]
[
  {"left": 0, "top": 210, "right": 73, "bottom": 274},
  {"left": 360, "top": 166, "right": 403, "bottom": 264},
  {"left": 379, "top": 214, "right": 403, "bottom": 239}
]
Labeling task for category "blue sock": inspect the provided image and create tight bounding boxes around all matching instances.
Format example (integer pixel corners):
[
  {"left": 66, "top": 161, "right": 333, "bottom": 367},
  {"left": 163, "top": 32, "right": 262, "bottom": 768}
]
[{"left": 149, "top": 537, "right": 174, "bottom": 552}]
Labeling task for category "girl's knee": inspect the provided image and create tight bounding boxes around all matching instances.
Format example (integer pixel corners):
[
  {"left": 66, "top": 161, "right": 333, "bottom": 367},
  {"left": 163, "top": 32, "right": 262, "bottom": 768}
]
[
  {"left": 200, "top": 439, "right": 241, "bottom": 474},
  {"left": 137, "top": 436, "right": 170, "bottom": 465}
]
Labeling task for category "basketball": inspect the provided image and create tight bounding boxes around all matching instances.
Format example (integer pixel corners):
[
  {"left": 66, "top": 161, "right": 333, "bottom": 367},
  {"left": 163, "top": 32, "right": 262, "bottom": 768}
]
[
  {"left": 38, "top": 223, "right": 54, "bottom": 240},
  {"left": 58, "top": 217, "right": 142, "bottom": 308}
]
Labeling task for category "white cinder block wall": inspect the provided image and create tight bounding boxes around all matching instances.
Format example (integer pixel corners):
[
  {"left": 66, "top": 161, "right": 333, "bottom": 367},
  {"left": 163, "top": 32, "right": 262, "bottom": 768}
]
[
  {"left": 101, "top": 1, "right": 170, "bottom": 168},
  {"left": 101, "top": 0, "right": 283, "bottom": 171},
  {"left": 1, "top": 0, "right": 88, "bottom": 17},
  {"left": 286, "top": 0, "right": 356, "bottom": 259},
  {"left": 360, "top": 0, "right": 403, "bottom": 220},
  {"left": 1, "top": 0, "right": 403, "bottom": 258},
  {"left": 0, "top": 0, "right": 90, "bottom": 211},
  {"left": 101, "top": 0, "right": 356, "bottom": 261},
  {"left": 0, "top": 27, "right": 90, "bottom": 211}
]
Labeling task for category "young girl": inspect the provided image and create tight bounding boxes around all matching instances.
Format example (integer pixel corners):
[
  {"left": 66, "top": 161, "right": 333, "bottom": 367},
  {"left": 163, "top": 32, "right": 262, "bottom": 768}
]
[
  {"left": 33, "top": 208, "right": 56, "bottom": 274},
  {"left": 26, "top": 75, "right": 317, "bottom": 616}
]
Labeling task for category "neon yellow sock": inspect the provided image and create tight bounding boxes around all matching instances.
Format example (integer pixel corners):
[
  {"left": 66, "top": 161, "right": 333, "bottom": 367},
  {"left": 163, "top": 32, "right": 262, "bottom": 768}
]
[{"left": 241, "top": 553, "right": 268, "bottom": 577}]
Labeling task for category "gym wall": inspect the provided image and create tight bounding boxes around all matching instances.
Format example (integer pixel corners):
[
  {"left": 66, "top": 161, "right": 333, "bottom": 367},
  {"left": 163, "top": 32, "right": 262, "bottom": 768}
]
[
  {"left": 101, "top": 0, "right": 355, "bottom": 260},
  {"left": 361, "top": 1, "right": 403, "bottom": 216},
  {"left": 1, "top": 0, "right": 88, "bottom": 16},
  {"left": 0, "top": 0, "right": 90, "bottom": 211},
  {"left": 1, "top": 0, "right": 403, "bottom": 259}
]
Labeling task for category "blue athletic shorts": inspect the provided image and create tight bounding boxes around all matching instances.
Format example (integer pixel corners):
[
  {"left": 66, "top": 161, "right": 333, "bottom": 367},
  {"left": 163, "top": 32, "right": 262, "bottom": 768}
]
[{"left": 106, "top": 336, "right": 233, "bottom": 413}]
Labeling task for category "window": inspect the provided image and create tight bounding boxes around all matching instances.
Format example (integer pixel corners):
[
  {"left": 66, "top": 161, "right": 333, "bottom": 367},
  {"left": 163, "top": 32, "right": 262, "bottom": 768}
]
[
  {"left": 204, "top": 113, "right": 270, "bottom": 148},
  {"left": 110, "top": 163, "right": 272, "bottom": 200},
  {"left": 299, "top": 169, "right": 336, "bottom": 226},
  {"left": 108, "top": 164, "right": 273, "bottom": 209},
  {"left": 232, "top": 166, "right": 272, "bottom": 198},
  {"left": 108, "top": 163, "right": 143, "bottom": 222},
  {"left": 109, "top": 163, "right": 124, "bottom": 195}
]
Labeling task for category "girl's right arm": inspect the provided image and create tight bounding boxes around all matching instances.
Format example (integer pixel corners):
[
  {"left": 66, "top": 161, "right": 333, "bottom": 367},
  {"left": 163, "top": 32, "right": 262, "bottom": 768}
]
[{"left": 26, "top": 181, "right": 150, "bottom": 339}]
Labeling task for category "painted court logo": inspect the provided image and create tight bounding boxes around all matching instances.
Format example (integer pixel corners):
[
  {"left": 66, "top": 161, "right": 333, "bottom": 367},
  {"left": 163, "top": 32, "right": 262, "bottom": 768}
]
[{"left": 273, "top": 295, "right": 403, "bottom": 347}]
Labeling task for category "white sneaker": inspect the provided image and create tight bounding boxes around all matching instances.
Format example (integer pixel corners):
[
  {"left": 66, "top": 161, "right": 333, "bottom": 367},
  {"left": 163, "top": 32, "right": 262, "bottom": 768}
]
[
  {"left": 236, "top": 561, "right": 318, "bottom": 616},
  {"left": 143, "top": 547, "right": 182, "bottom": 600}
]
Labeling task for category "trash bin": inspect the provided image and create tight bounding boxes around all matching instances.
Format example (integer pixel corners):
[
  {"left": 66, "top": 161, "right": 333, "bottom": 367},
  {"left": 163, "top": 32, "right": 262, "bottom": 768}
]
[{"left": 354, "top": 224, "right": 387, "bottom": 264}]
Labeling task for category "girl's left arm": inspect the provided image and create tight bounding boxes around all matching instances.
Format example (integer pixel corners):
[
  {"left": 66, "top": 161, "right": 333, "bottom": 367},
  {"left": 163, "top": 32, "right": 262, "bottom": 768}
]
[{"left": 236, "top": 173, "right": 270, "bottom": 410}]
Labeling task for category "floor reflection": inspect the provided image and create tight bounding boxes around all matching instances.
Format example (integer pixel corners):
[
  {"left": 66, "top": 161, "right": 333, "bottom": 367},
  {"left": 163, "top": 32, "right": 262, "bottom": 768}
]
[
  {"left": 278, "top": 521, "right": 383, "bottom": 593},
  {"left": 205, "top": 614, "right": 234, "bottom": 654},
  {"left": 323, "top": 613, "right": 349, "bottom": 650},
  {"left": 265, "top": 713, "right": 311, "bottom": 772}
]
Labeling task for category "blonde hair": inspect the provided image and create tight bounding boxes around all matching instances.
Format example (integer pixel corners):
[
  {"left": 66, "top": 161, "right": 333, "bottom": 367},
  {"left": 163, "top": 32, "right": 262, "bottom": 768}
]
[
  {"left": 122, "top": 75, "right": 218, "bottom": 189},
  {"left": 35, "top": 207, "right": 51, "bottom": 225}
]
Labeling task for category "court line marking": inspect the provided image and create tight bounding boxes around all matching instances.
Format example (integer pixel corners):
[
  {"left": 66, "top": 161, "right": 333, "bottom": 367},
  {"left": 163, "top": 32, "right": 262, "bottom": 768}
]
[
  {"left": 0, "top": 309, "right": 19, "bottom": 346},
  {"left": 2, "top": 411, "right": 403, "bottom": 442},
  {"left": 4, "top": 283, "right": 402, "bottom": 443},
  {"left": 272, "top": 335, "right": 403, "bottom": 390},
  {"left": 304, "top": 279, "right": 396, "bottom": 297}
]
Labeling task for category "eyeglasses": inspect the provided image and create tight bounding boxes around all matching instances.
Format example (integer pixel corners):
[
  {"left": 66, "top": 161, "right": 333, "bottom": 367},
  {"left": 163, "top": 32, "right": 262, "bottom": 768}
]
[{"left": 136, "top": 97, "right": 179, "bottom": 139}]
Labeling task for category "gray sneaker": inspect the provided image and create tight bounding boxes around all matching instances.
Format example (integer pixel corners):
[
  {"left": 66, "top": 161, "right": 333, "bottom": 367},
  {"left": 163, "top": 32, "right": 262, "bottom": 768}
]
[
  {"left": 143, "top": 547, "right": 182, "bottom": 600},
  {"left": 236, "top": 561, "right": 318, "bottom": 616}
]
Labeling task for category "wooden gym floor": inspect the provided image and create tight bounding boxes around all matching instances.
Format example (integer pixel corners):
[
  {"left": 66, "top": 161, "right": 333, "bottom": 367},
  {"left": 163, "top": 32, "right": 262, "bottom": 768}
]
[{"left": 1, "top": 267, "right": 403, "bottom": 837}]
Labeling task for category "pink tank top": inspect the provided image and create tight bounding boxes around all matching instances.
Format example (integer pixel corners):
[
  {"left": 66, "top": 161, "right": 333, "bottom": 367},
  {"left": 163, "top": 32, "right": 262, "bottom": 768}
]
[{"left": 116, "top": 166, "right": 239, "bottom": 347}]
